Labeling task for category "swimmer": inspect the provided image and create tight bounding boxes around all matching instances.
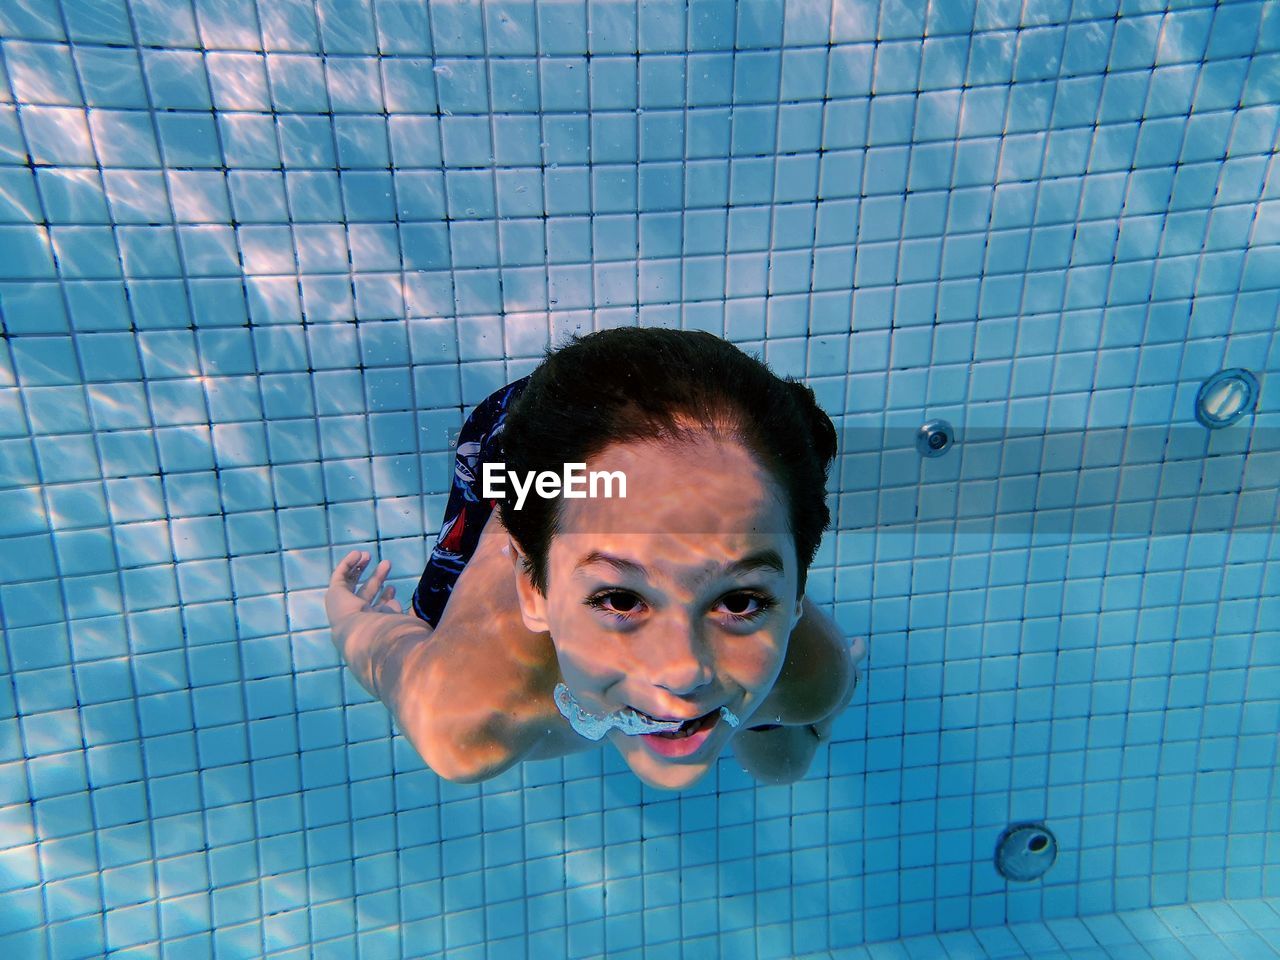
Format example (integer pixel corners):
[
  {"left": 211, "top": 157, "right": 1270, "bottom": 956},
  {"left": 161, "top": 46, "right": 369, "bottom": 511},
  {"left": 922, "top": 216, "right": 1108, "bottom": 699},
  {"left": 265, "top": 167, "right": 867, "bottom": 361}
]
[{"left": 325, "top": 327, "right": 866, "bottom": 791}]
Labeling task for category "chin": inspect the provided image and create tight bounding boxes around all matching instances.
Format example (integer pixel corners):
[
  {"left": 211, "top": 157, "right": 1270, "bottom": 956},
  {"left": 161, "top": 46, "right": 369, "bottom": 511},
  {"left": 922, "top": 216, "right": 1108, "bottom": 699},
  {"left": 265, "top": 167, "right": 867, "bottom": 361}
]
[
  {"left": 631, "top": 759, "right": 714, "bottom": 791},
  {"left": 615, "top": 738, "right": 718, "bottom": 791}
]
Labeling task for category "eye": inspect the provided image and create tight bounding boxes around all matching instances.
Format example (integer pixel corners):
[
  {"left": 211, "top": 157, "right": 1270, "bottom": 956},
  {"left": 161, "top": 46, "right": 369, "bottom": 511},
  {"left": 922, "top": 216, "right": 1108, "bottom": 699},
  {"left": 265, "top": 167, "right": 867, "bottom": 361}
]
[
  {"left": 719, "top": 591, "right": 777, "bottom": 624},
  {"left": 582, "top": 590, "right": 778, "bottom": 625},
  {"left": 584, "top": 590, "right": 644, "bottom": 622}
]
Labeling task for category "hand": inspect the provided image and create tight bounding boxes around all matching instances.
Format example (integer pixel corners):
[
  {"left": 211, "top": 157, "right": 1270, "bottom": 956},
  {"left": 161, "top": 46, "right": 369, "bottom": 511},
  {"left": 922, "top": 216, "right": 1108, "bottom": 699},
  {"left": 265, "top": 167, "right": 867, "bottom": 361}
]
[
  {"left": 807, "top": 635, "right": 865, "bottom": 743},
  {"left": 734, "top": 626, "right": 865, "bottom": 785},
  {"left": 325, "top": 551, "right": 404, "bottom": 641},
  {"left": 748, "top": 596, "right": 865, "bottom": 729}
]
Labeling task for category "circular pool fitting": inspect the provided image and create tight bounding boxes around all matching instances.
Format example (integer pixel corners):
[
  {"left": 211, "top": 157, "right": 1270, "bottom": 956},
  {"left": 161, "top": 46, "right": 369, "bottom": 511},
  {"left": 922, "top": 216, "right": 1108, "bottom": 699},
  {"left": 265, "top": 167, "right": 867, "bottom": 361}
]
[
  {"left": 1195, "top": 369, "right": 1259, "bottom": 429},
  {"left": 994, "top": 822, "right": 1058, "bottom": 882},
  {"left": 916, "top": 419, "right": 954, "bottom": 458}
]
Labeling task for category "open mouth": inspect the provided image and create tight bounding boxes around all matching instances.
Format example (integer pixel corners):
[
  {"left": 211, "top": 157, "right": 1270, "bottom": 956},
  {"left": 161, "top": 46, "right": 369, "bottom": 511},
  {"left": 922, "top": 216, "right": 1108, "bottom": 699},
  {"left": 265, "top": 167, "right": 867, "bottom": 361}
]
[
  {"left": 636, "top": 708, "right": 720, "bottom": 759},
  {"left": 634, "top": 708, "right": 718, "bottom": 740}
]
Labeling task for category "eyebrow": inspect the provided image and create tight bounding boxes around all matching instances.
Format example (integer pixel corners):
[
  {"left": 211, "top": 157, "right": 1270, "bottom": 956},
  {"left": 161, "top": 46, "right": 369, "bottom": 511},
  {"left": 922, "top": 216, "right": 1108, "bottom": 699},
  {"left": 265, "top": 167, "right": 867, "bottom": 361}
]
[{"left": 573, "top": 549, "right": 787, "bottom": 586}]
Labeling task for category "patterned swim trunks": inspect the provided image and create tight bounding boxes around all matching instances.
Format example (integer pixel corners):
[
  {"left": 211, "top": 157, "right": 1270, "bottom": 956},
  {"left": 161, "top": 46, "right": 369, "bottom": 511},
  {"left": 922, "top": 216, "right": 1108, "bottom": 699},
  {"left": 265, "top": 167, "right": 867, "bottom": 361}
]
[{"left": 411, "top": 375, "right": 531, "bottom": 629}]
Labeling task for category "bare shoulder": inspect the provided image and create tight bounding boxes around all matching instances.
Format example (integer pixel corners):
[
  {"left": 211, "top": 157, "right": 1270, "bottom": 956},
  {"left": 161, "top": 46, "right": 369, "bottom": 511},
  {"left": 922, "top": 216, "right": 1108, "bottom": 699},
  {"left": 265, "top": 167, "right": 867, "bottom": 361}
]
[
  {"left": 425, "top": 510, "right": 592, "bottom": 775},
  {"left": 748, "top": 598, "right": 853, "bottom": 728},
  {"left": 432, "top": 509, "right": 558, "bottom": 719}
]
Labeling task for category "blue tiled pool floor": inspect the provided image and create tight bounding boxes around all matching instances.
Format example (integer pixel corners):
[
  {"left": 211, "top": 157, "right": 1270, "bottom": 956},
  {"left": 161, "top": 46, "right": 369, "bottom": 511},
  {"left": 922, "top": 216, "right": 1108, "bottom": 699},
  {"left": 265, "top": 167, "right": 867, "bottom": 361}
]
[{"left": 800, "top": 898, "right": 1280, "bottom": 960}]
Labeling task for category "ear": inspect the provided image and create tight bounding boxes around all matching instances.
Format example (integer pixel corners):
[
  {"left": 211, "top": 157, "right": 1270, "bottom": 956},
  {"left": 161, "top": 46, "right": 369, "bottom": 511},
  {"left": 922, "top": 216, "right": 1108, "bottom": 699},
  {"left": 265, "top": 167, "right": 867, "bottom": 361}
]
[
  {"left": 790, "top": 593, "right": 809, "bottom": 635},
  {"left": 508, "top": 535, "right": 551, "bottom": 633}
]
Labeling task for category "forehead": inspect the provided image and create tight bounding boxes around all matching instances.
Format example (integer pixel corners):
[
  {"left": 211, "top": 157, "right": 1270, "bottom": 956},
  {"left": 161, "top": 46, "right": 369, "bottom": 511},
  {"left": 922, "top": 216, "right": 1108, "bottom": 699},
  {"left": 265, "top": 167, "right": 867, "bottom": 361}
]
[{"left": 554, "top": 432, "right": 794, "bottom": 549}]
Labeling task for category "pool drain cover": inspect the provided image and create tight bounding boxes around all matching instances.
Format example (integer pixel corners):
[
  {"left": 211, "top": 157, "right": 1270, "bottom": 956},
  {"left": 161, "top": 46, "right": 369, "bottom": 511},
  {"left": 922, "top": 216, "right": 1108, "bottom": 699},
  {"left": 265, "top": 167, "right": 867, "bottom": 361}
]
[{"left": 994, "top": 822, "right": 1058, "bottom": 882}]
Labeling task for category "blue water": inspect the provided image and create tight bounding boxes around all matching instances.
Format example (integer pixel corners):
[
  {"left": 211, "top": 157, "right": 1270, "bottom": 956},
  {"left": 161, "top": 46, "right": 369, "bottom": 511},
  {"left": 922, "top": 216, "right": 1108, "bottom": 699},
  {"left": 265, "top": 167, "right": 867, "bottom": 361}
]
[{"left": 1, "top": 0, "right": 1277, "bottom": 957}]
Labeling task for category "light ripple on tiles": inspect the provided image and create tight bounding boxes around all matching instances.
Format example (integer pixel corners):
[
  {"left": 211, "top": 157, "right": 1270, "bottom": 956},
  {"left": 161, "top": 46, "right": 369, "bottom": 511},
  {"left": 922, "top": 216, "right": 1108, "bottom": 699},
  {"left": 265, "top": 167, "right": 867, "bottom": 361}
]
[
  {"left": 167, "top": 170, "right": 230, "bottom": 224},
  {"left": 6, "top": 43, "right": 80, "bottom": 107}
]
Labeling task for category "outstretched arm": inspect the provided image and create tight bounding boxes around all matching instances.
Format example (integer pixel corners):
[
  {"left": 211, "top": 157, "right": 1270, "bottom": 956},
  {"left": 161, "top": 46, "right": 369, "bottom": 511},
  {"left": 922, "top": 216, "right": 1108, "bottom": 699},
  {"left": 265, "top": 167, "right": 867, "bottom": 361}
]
[
  {"left": 325, "top": 551, "right": 422, "bottom": 700},
  {"left": 324, "top": 514, "right": 576, "bottom": 783},
  {"left": 325, "top": 552, "right": 478, "bottom": 777}
]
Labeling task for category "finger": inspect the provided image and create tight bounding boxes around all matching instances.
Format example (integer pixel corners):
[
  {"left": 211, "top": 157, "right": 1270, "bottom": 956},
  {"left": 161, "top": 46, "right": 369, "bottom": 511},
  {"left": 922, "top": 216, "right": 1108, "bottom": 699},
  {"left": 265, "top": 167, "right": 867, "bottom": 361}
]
[
  {"left": 849, "top": 636, "right": 867, "bottom": 664},
  {"left": 357, "top": 559, "right": 392, "bottom": 601},
  {"left": 377, "top": 584, "right": 403, "bottom": 614},
  {"left": 330, "top": 550, "right": 366, "bottom": 588},
  {"left": 356, "top": 561, "right": 386, "bottom": 600},
  {"left": 348, "top": 550, "right": 372, "bottom": 582}
]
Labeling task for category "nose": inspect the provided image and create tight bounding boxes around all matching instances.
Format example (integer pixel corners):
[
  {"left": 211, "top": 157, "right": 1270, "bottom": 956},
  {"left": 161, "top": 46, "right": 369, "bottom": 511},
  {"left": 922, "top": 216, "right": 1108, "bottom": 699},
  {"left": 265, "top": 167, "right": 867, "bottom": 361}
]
[{"left": 646, "top": 619, "right": 714, "bottom": 697}]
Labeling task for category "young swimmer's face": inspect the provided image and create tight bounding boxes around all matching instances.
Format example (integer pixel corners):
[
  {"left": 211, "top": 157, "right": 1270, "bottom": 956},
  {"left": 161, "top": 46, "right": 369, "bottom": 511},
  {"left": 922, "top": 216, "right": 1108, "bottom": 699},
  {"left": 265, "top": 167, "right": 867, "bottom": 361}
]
[{"left": 509, "top": 430, "right": 805, "bottom": 791}]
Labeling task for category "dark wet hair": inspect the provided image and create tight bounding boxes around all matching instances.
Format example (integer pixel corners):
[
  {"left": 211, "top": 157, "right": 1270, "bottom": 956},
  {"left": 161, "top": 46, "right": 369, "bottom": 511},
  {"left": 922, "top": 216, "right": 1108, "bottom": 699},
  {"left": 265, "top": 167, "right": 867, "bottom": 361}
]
[{"left": 496, "top": 327, "right": 837, "bottom": 601}]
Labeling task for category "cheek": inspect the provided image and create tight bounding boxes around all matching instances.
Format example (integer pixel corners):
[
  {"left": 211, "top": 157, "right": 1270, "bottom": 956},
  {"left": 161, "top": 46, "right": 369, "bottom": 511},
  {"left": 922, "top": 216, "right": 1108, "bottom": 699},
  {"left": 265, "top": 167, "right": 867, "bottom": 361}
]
[
  {"left": 720, "top": 632, "right": 788, "bottom": 690},
  {"left": 547, "top": 604, "right": 630, "bottom": 691}
]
